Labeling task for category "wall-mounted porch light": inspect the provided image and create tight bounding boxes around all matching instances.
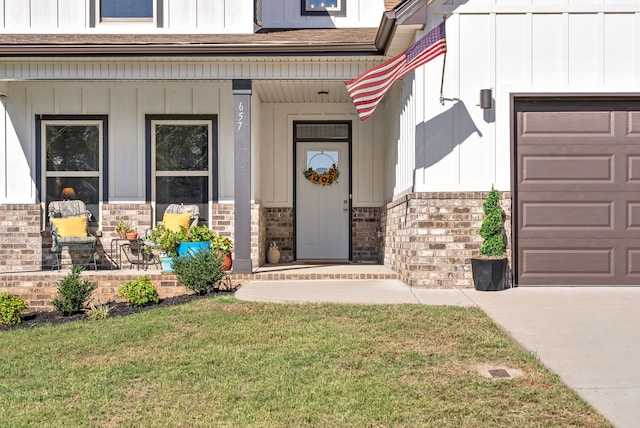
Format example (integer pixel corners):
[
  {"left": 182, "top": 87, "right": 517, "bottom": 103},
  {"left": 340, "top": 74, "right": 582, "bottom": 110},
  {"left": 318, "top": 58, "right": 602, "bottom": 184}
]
[{"left": 479, "top": 89, "right": 492, "bottom": 109}]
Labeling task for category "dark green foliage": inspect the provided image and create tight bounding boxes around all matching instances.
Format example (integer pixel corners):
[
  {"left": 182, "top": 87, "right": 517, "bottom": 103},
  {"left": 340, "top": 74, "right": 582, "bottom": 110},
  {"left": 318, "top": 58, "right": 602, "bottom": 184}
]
[
  {"left": 479, "top": 189, "right": 506, "bottom": 256},
  {"left": 117, "top": 276, "right": 160, "bottom": 307},
  {"left": 172, "top": 248, "right": 225, "bottom": 295},
  {"left": 0, "top": 292, "right": 28, "bottom": 325},
  {"left": 51, "top": 266, "right": 97, "bottom": 315}
]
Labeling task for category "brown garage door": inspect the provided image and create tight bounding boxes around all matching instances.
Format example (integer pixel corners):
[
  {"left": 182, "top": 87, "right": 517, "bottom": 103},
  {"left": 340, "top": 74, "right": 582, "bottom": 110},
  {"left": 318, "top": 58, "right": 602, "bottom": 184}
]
[{"left": 515, "top": 99, "right": 640, "bottom": 286}]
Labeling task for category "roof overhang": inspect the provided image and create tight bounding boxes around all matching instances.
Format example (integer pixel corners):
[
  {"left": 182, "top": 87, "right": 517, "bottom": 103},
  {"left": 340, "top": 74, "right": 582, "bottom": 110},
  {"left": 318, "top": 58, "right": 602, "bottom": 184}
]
[
  {"left": 0, "top": 0, "right": 434, "bottom": 59},
  {"left": 0, "top": 29, "right": 381, "bottom": 57}
]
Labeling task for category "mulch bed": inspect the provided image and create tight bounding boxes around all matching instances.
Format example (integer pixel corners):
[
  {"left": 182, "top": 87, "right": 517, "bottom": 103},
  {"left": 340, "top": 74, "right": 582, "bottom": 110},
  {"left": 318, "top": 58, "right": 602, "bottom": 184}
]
[{"left": 0, "top": 290, "right": 234, "bottom": 331}]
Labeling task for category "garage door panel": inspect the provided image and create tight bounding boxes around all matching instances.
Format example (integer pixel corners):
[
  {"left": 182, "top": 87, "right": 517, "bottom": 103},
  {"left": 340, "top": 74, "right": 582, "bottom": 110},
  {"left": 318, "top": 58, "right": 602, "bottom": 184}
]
[
  {"left": 627, "top": 248, "right": 640, "bottom": 276},
  {"left": 521, "top": 155, "right": 612, "bottom": 183},
  {"left": 521, "top": 201, "right": 612, "bottom": 229},
  {"left": 516, "top": 103, "right": 640, "bottom": 286},
  {"left": 519, "top": 194, "right": 640, "bottom": 239},
  {"left": 520, "top": 245, "right": 612, "bottom": 275},
  {"left": 521, "top": 111, "right": 614, "bottom": 136},
  {"left": 629, "top": 111, "right": 640, "bottom": 134},
  {"left": 519, "top": 241, "right": 640, "bottom": 285}
]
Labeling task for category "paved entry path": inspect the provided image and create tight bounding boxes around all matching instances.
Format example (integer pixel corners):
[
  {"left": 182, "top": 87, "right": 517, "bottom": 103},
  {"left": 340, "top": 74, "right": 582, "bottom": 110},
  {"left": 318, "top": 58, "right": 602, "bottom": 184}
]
[{"left": 237, "top": 281, "right": 640, "bottom": 428}]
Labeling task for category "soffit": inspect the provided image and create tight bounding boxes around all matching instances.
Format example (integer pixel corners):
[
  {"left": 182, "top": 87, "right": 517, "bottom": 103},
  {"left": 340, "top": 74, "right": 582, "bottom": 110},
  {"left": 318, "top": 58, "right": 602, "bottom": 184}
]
[{"left": 254, "top": 80, "right": 353, "bottom": 103}]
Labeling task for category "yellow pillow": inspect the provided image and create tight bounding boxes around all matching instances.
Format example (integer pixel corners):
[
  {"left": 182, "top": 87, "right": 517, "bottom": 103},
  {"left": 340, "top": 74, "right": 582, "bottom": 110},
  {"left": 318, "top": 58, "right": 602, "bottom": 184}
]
[
  {"left": 51, "top": 216, "right": 88, "bottom": 238},
  {"left": 162, "top": 212, "right": 192, "bottom": 232}
]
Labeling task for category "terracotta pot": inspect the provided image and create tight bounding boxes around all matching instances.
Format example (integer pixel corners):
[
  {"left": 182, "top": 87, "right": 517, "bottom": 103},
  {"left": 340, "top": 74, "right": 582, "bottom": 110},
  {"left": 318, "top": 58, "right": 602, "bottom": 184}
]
[
  {"left": 220, "top": 252, "right": 233, "bottom": 271},
  {"left": 125, "top": 232, "right": 138, "bottom": 240}
]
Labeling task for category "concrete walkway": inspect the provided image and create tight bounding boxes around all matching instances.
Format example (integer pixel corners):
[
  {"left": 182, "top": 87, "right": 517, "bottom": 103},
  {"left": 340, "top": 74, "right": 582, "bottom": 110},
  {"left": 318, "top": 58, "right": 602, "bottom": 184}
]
[{"left": 236, "top": 280, "right": 640, "bottom": 428}]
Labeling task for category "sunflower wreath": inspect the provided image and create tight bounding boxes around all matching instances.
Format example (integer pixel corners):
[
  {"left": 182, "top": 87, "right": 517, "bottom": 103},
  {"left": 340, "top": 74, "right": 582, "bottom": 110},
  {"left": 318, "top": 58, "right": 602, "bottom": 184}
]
[{"left": 303, "top": 163, "right": 340, "bottom": 186}]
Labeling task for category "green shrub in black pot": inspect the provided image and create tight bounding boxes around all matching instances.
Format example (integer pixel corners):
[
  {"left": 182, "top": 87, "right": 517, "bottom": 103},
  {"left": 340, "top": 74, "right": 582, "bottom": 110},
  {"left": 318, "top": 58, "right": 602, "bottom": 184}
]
[
  {"left": 172, "top": 248, "right": 225, "bottom": 295},
  {"left": 471, "top": 188, "right": 508, "bottom": 291}
]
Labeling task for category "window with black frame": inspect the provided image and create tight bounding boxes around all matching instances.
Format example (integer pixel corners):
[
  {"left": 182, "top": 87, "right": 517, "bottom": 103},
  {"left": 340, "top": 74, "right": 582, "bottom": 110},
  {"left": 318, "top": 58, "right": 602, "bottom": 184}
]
[
  {"left": 42, "top": 120, "right": 103, "bottom": 223},
  {"left": 152, "top": 120, "right": 215, "bottom": 223},
  {"left": 301, "top": 0, "right": 346, "bottom": 16},
  {"left": 99, "top": 0, "right": 155, "bottom": 21}
]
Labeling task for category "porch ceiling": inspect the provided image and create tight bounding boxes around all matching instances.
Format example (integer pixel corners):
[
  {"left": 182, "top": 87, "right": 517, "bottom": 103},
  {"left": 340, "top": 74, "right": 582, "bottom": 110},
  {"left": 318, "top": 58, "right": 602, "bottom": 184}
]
[{"left": 254, "top": 80, "right": 352, "bottom": 103}]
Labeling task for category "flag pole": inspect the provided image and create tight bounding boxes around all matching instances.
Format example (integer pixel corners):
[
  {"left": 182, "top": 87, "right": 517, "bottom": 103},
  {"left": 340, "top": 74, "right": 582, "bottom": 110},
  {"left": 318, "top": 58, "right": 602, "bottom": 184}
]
[
  {"left": 439, "top": 49, "right": 447, "bottom": 105},
  {"left": 439, "top": 15, "right": 448, "bottom": 105}
]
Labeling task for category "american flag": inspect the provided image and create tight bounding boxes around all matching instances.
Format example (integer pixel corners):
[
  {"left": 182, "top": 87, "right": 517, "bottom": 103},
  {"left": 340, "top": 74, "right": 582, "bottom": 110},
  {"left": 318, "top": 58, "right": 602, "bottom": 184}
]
[{"left": 345, "top": 21, "right": 447, "bottom": 121}]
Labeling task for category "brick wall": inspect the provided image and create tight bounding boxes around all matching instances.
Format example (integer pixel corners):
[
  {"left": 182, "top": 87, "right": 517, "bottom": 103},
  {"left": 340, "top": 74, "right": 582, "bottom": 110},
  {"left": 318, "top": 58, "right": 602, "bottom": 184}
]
[
  {"left": 0, "top": 204, "right": 45, "bottom": 271},
  {"left": 0, "top": 271, "right": 194, "bottom": 312},
  {"left": 264, "top": 208, "right": 294, "bottom": 263},
  {"left": 382, "top": 192, "right": 512, "bottom": 288},
  {"left": 211, "top": 202, "right": 262, "bottom": 269},
  {"left": 352, "top": 207, "right": 382, "bottom": 263}
]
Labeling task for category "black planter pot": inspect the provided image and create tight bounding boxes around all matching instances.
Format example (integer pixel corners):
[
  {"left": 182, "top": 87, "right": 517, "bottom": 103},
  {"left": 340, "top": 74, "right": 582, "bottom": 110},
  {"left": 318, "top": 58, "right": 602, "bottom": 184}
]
[{"left": 471, "top": 257, "right": 507, "bottom": 291}]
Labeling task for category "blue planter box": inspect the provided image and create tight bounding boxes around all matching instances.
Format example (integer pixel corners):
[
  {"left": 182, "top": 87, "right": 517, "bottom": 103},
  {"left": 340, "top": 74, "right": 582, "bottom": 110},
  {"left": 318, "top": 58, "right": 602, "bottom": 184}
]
[
  {"left": 160, "top": 257, "right": 174, "bottom": 272},
  {"left": 178, "top": 241, "right": 210, "bottom": 257}
]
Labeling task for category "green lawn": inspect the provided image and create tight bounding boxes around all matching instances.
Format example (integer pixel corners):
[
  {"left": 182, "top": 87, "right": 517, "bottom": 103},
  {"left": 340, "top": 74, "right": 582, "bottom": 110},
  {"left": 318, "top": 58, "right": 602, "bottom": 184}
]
[{"left": 0, "top": 296, "right": 611, "bottom": 427}]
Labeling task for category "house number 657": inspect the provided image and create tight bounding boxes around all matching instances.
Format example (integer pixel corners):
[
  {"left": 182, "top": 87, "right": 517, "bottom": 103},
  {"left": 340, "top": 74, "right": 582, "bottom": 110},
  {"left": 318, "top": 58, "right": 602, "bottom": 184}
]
[{"left": 237, "top": 101, "right": 244, "bottom": 130}]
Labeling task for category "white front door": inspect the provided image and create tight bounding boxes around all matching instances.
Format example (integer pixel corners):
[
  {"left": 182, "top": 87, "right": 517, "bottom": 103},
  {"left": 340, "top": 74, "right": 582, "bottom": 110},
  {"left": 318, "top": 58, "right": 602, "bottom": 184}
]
[{"left": 296, "top": 142, "right": 350, "bottom": 260}]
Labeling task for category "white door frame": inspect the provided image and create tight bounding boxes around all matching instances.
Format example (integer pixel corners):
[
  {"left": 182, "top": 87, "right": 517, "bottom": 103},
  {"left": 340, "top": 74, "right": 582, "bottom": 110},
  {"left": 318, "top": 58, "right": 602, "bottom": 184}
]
[{"left": 293, "top": 120, "right": 352, "bottom": 261}]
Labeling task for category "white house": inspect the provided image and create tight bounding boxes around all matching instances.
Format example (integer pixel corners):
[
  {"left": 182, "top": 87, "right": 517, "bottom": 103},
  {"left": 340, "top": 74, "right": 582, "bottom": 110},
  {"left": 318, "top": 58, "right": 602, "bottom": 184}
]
[{"left": 0, "top": 0, "right": 638, "bottom": 288}]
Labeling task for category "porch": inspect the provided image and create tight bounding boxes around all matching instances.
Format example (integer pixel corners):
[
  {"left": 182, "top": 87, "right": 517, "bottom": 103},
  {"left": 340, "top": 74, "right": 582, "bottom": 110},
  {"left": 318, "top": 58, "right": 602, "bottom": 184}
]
[{"left": 0, "top": 263, "right": 400, "bottom": 312}]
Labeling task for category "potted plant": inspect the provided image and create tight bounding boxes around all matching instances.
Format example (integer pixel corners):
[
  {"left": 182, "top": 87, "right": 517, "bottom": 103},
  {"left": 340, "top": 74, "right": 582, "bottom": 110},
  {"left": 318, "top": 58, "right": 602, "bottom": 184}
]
[
  {"left": 471, "top": 188, "right": 508, "bottom": 291},
  {"left": 115, "top": 220, "right": 134, "bottom": 239},
  {"left": 175, "top": 225, "right": 216, "bottom": 257},
  {"left": 210, "top": 234, "right": 234, "bottom": 271},
  {"left": 147, "top": 223, "right": 180, "bottom": 272}
]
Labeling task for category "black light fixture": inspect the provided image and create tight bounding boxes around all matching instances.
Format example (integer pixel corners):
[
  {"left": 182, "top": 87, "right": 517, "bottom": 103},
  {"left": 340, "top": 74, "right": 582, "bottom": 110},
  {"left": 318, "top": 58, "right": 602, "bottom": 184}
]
[{"left": 479, "top": 89, "right": 492, "bottom": 109}]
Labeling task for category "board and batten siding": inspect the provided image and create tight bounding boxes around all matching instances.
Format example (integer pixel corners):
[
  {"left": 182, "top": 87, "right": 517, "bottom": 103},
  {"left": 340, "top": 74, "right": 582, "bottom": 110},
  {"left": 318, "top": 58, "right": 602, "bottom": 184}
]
[
  {"left": 260, "top": 0, "right": 385, "bottom": 29},
  {"left": 0, "top": 0, "right": 253, "bottom": 33},
  {"left": 257, "top": 103, "right": 385, "bottom": 208},
  {"left": 0, "top": 81, "right": 235, "bottom": 204},
  {"left": 399, "top": 2, "right": 640, "bottom": 195}
]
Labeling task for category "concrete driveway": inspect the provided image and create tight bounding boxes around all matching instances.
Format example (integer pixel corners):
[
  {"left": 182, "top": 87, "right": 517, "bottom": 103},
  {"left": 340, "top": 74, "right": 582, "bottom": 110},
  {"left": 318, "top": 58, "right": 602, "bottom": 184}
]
[{"left": 237, "top": 281, "right": 640, "bottom": 427}]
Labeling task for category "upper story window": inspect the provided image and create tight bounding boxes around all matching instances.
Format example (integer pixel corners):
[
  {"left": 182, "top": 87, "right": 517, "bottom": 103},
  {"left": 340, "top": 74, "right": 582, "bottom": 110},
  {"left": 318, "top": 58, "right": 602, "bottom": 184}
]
[
  {"left": 95, "top": 0, "right": 162, "bottom": 26},
  {"left": 302, "top": 0, "right": 346, "bottom": 16},
  {"left": 101, "top": 0, "right": 153, "bottom": 20}
]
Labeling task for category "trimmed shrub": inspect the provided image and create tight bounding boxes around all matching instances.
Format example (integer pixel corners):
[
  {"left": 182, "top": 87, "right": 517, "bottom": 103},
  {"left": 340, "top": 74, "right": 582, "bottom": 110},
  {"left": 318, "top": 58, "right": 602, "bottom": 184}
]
[
  {"left": 172, "top": 248, "right": 225, "bottom": 295},
  {"left": 117, "top": 276, "right": 160, "bottom": 307},
  {"left": 51, "top": 266, "right": 97, "bottom": 315},
  {"left": 479, "top": 188, "right": 506, "bottom": 256},
  {"left": 0, "top": 292, "right": 28, "bottom": 325}
]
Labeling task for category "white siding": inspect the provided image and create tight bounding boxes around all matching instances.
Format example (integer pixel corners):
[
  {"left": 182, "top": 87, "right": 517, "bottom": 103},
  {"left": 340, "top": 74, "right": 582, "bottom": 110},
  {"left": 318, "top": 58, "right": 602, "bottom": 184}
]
[
  {"left": 408, "top": 2, "right": 640, "bottom": 194},
  {"left": 257, "top": 102, "right": 384, "bottom": 208},
  {"left": 0, "top": 81, "right": 233, "bottom": 204},
  {"left": 260, "top": 0, "right": 385, "bottom": 29},
  {"left": 0, "top": 0, "right": 253, "bottom": 33}
]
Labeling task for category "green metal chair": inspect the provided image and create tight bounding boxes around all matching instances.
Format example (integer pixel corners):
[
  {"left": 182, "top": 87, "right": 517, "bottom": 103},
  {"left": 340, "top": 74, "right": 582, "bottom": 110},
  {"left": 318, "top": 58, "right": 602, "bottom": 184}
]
[{"left": 48, "top": 200, "right": 98, "bottom": 270}]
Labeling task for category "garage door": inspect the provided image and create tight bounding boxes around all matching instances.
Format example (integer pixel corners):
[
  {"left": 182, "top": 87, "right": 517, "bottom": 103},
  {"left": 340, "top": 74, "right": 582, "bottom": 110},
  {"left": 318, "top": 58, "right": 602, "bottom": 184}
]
[{"left": 515, "top": 99, "right": 640, "bottom": 286}]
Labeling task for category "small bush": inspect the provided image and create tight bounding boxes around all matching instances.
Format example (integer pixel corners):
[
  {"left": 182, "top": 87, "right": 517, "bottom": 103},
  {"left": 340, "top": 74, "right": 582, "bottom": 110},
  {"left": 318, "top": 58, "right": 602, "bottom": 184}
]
[
  {"left": 0, "top": 292, "right": 28, "bottom": 325},
  {"left": 117, "top": 276, "right": 160, "bottom": 307},
  {"left": 172, "top": 248, "right": 225, "bottom": 295},
  {"left": 51, "top": 266, "right": 97, "bottom": 315},
  {"left": 84, "top": 304, "right": 113, "bottom": 320}
]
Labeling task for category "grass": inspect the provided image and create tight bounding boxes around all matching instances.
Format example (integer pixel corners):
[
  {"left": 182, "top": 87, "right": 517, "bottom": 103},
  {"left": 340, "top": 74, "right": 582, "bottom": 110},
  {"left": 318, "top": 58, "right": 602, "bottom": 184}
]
[{"left": 0, "top": 296, "right": 612, "bottom": 427}]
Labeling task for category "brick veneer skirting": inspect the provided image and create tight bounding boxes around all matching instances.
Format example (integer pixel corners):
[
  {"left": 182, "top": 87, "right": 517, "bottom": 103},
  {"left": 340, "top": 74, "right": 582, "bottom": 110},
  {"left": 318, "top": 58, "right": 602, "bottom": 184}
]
[
  {"left": 0, "top": 204, "right": 44, "bottom": 271},
  {"left": 352, "top": 207, "right": 382, "bottom": 263},
  {"left": 0, "top": 202, "right": 265, "bottom": 272},
  {"left": 381, "top": 192, "right": 512, "bottom": 288},
  {"left": 264, "top": 208, "right": 294, "bottom": 263},
  {"left": 264, "top": 207, "right": 382, "bottom": 263}
]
